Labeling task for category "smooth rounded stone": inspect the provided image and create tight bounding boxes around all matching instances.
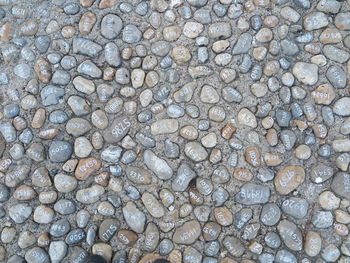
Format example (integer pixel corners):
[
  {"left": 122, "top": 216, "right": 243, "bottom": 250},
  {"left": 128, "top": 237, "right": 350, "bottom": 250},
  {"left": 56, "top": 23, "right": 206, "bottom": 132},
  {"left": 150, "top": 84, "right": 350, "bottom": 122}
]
[
  {"left": 61, "top": 55, "right": 77, "bottom": 70},
  {"left": 223, "top": 236, "right": 245, "bottom": 257},
  {"left": 104, "top": 46, "right": 121, "bottom": 71},
  {"left": 51, "top": 70, "right": 70, "bottom": 86},
  {"left": 208, "top": 22, "right": 231, "bottom": 39},
  {"left": 303, "top": 12, "right": 328, "bottom": 31},
  {"left": 33, "top": 205, "right": 54, "bottom": 224},
  {"left": 0, "top": 184, "right": 9, "bottom": 202},
  {"left": 18, "top": 230, "right": 36, "bottom": 249},
  {"left": 304, "top": 231, "right": 322, "bottom": 257},
  {"left": 335, "top": 13, "right": 350, "bottom": 31},
  {"left": 281, "top": 39, "right": 299, "bottom": 56},
  {"left": 0, "top": 122, "right": 16, "bottom": 142},
  {"left": 194, "top": 9, "right": 211, "bottom": 24},
  {"left": 264, "top": 232, "right": 281, "bottom": 249},
  {"left": 100, "top": 146, "right": 121, "bottom": 163},
  {"left": 40, "top": 85, "right": 65, "bottom": 106},
  {"left": 54, "top": 199, "right": 76, "bottom": 215},
  {"left": 331, "top": 173, "right": 350, "bottom": 198},
  {"left": 237, "top": 108, "right": 257, "bottom": 128},
  {"left": 4, "top": 104, "right": 20, "bottom": 118},
  {"left": 292, "top": 62, "right": 318, "bottom": 85},
  {"left": 9, "top": 203, "right": 32, "bottom": 223},
  {"left": 122, "top": 202, "right": 146, "bottom": 233},
  {"left": 35, "top": 35, "right": 50, "bottom": 53},
  {"left": 235, "top": 183, "right": 270, "bottom": 205},
  {"left": 275, "top": 109, "right": 291, "bottom": 127},
  {"left": 123, "top": 24, "right": 142, "bottom": 43},
  {"left": 142, "top": 150, "right": 172, "bottom": 180},
  {"left": 50, "top": 218, "right": 70, "bottom": 237},
  {"left": 77, "top": 62, "right": 102, "bottom": 79},
  {"left": 319, "top": 191, "right": 340, "bottom": 210},
  {"left": 1, "top": 227, "right": 16, "bottom": 243},
  {"left": 173, "top": 220, "right": 201, "bottom": 245},
  {"left": 311, "top": 84, "right": 336, "bottom": 105},
  {"left": 100, "top": 14, "right": 123, "bottom": 39},
  {"left": 13, "top": 184, "right": 36, "bottom": 201},
  {"left": 98, "top": 219, "right": 119, "bottom": 242},
  {"left": 73, "top": 38, "right": 102, "bottom": 57},
  {"left": 212, "top": 188, "right": 229, "bottom": 206},
  {"left": 318, "top": 144, "right": 331, "bottom": 157},
  {"left": 250, "top": 15, "right": 262, "bottom": 30},
  {"left": 48, "top": 140, "right": 72, "bottom": 163},
  {"left": 274, "top": 166, "right": 305, "bottom": 195},
  {"left": 279, "top": 86, "right": 291, "bottom": 104},
  {"left": 333, "top": 139, "right": 350, "bottom": 152},
  {"left": 49, "top": 241, "right": 67, "bottom": 262},
  {"left": 184, "top": 141, "right": 208, "bottom": 162},
  {"left": 275, "top": 250, "right": 297, "bottom": 263},
  {"left": 103, "top": 116, "right": 131, "bottom": 143},
  {"left": 232, "top": 33, "right": 252, "bottom": 55},
  {"left": 280, "top": 130, "right": 296, "bottom": 150},
  {"left": 76, "top": 185, "right": 104, "bottom": 204},
  {"left": 25, "top": 247, "right": 50, "bottom": 263},
  {"left": 121, "top": 150, "right": 137, "bottom": 164},
  {"left": 333, "top": 97, "right": 350, "bottom": 116},
  {"left": 312, "top": 211, "right": 334, "bottom": 228},
  {"left": 66, "top": 118, "right": 92, "bottom": 137},
  {"left": 142, "top": 192, "right": 164, "bottom": 218},
  {"left": 9, "top": 143, "right": 24, "bottom": 160},
  {"left": 158, "top": 239, "right": 173, "bottom": 256},
  {"left": 281, "top": 197, "right": 309, "bottom": 219},
  {"left": 260, "top": 203, "right": 281, "bottom": 226},
  {"left": 277, "top": 220, "right": 303, "bottom": 251},
  {"left": 65, "top": 229, "right": 86, "bottom": 245},
  {"left": 326, "top": 66, "right": 346, "bottom": 89},
  {"left": 63, "top": 2, "right": 80, "bottom": 14},
  {"left": 166, "top": 104, "right": 184, "bottom": 119},
  {"left": 14, "top": 63, "right": 32, "bottom": 79},
  {"left": 322, "top": 244, "right": 340, "bottom": 262},
  {"left": 5, "top": 165, "right": 30, "bottom": 187},
  {"left": 135, "top": 1, "right": 148, "bottom": 15},
  {"left": 182, "top": 22, "right": 203, "bottom": 39},
  {"left": 324, "top": 45, "right": 350, "bottom": 63}
]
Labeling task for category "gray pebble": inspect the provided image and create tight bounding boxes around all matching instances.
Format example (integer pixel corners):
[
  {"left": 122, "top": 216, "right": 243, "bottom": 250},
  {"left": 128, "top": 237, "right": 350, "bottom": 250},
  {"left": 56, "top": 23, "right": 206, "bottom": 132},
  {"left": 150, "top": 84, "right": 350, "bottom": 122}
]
[
  {"left": 275, "top": 250, "right": 297, "bottom": 263},
  {"left": 0, "top": 122, "right": 16, "bottom": 142},
  {"left": 49, "top": 110, "right": 69, "bottom": 124},
  {"left": 63, "top": 2, "right": 80, "bottom": 15},
  {"left": 14, "top": 64, "right": 32, "bottom": 79},
  {"left": 232, "top": 33, "right": 252, "bottom": 55},
  {"left": 61, "top": 55, "right": 77, "bottom": 70},
  {"left": 119, "top": 2, "right": 133, "bottom": 13},
  {"left": 19, "top": 128, "right": 33, "bottom": 144},
  {"left": 51, "top": 70, "right": 71, "bottom": 85},
  {"left": 326, "top": 65, "right": 347, "bottom": 89},
  {"left": 260, "top": 203, "right": 281, "bottom": 226},
  {"left": 4, "top": 104, "right": 20, "bottom": 118},
  {"left": 235, "top": 183, "right": 270, "bottom": 205},
  {"left": 281, "top": 197, "right": 309, "bottom": 219},
  {"left": 0, "top": 184, "right": 10, "bottom": 202},
  {"left": 65, "top": 229, "right": 86, "bottom": 245},
  {"left": 135, "top": 133, "right": 156, "bottom": 148},
  {"left": 318, "top": 144, "right": 331, "bottom": 157},
  {"left": 123, "top": 24, "right": 142, "bottom": 43},
  {"left": 159, "top": 239, "right": 174, "bottom": 255},
  {"left": 35, "top": 35, "right": 51, "bottom": 53},
  {"left": 167, "top": 104, "right": 185, "bottom": 118},
  {"left": 0, "top": 72, "right": 9, "bottom": 84},
  {"left": 25, "top": 247, "right": 50, "bottom": 263},
  {"left": 41, "top": 85, "right": 65, "bottom": 106},
  {"left": 54, "top": 199, "right": 76, "bottom": 215},
  {"left": 194, "top": 9, "right": 212, "bottom": 24},
  {"left": 212, "top": 188, "right": 229, "bottom": 206},
  {"left": 50, "top": 218, "right": 71, "bottom": 237},
  {"left": 121, "top": 150, "right": 137, "bottom": 164},
  {"left": 138, "top": 110, "right": 152, "bottom": 123},
  {"left": 125, "top": 185, "right": 140, "bottom": 200},
  {"left": 312, "top": 211, "right": 333, "bottom": 228},
  {"left": 204, "top": 241, "right": 220, "bottom": 256},
  {"left": 48, "top": 140, "right": 73, "bottom": 163},
  {"left": 135, "top": 1, "right": 148, "bottom": 16},
  {"left": 250, "top": 15, "right": 262, "bottom": 30},
  {"left": 276, "top": 109, "right": 291, "bottom": 127}
]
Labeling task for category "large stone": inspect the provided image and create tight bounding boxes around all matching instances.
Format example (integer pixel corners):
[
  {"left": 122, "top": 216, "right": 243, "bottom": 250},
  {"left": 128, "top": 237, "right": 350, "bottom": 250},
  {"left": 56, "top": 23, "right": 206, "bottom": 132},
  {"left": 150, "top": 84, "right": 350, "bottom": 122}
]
[
  {"left": 103, "top": 116, "right": 131, "bottom": 143},
  {"left": 292, "top": 62, "right": 318, "bottom": 85},
  {"left": 173, "top": 220, "right": 201, "bottom": 245},
  {"left": 331, "top": 173, "right": 350, "bottom": 199},
  {"left": 143, "top": 150, "right": 173, "bottom": 180},
  {"left": 274, "top": 166, "right": 305, "bottom": 195},
  {"left": 235, "top": 183, "right": 270, "bottom": 205},
  {"left": 333, "top": 97, "right": 350, "bottom": 116},
  {"left": 277, "top": 220, "right": 303, "bottom": 251},
  {"left": 122, "top": 202, "right": 146, "bottom": 233},
  {"left": 151, "top": 119, "right": 178, "bottom": 135}
]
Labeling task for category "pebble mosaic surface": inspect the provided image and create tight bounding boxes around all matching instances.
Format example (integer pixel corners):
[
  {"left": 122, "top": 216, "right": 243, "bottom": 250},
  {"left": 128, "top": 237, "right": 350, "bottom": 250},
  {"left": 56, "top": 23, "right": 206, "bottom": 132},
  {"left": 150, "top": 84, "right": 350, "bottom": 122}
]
[{"left": 0, "top": 0, "right": 350, "bottom": 262}]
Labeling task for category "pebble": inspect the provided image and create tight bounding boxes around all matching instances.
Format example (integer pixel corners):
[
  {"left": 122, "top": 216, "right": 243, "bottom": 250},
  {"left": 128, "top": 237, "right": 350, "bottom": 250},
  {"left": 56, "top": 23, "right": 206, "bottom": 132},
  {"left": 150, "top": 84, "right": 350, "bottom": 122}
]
[{"left": 122, "top": 202, "right": 146, "bottom": 233}]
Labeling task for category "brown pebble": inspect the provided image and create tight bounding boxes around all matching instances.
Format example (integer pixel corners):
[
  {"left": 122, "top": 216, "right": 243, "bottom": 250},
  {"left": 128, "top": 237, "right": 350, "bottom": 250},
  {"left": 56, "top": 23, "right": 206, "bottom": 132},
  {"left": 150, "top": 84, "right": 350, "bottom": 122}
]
[
  {"left": 31, "top": 108, "right": 46, "bottom": 129},
  {"left": 75, "top": 157, "right": 102, "bottom": 180},
  {"left": 79, "top": 12, "right": 97, "bottom": 35},
  {"left": 233, "top": 168, "right": 253, "bottom": 182},
  {"left": 117, "top": 230, "right": 138, "bottom": 247}
]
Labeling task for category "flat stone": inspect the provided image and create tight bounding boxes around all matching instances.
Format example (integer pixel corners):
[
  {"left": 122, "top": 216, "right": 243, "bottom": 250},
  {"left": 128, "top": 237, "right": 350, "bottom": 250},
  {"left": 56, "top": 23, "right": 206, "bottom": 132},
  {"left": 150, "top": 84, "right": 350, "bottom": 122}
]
[
  {"left": 122, "top": 202, "right": 146, "bottom": 233},
  {"left": 235, "top": 183, "right": 270, "bottom": 205},
  {"left": 76, "top": 185, "right": 104, "bottom": 204},
  {"left": 151, "top": 119, "right": 178, "bottom": 135},
  {"left": 333, "top": 97, "right": 350, "bottom": 116}
]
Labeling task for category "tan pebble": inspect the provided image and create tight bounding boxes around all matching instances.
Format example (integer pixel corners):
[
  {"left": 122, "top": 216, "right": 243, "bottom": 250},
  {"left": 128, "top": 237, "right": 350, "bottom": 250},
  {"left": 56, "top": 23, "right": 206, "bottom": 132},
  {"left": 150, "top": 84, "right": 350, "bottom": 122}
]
[
  {"left": 39, "top": 191, "right": 58, "bottom": 204},
  {"left": 21, "top": 95, "right": 38, "bottom": 110},
  {"left": 200, "top": 85, "right": 220, "bottom": 104},
  {"left": 63, "top": 159, "right": 78, "bottom": 173},
  {"left": 13, "top": 116, "right": 27, "bottom": 131},
  {"left": 163, "top": 26, "right": 181, "bottom": 41},
  {"left": 143, "top": 28, "right": 156, "bottom": 40},
  {"left": 310, "top": 54, "right": 327, "bottom": 66},
  {"left": 264, "top": 152, "right": 283, "bottom": 166},
  {"left": 263, "top": 15, "right": 279, "bottom": 27},
  {"left": 311, "top": 84, "right": 335, "bottom": 105},
  {"left": 79, "top": 12, "right": 96, "bottom": 34},
  {"left": 37, "top": 232, "right": 50, "bottom": 247},
  {"left": 131, "top": 69, "right": 145, "bottom": 88},
  {"left": 305, "top": 231, "right": 321, "bottom": 257},
  {"left": 244, "top": 0, "right": 255, "bottom": 11},
  {"left": 295, "top": 144, "right": 311, "bottom": 160},
  {"left": 209, "top": 106, "right": 226, "bottom": 122},
  {"left": 319, "top": 191, "right": 340, "bottom": 210},
  {"left": 304, "top": 43, "right": 321, "bottom": 54},
  {"left": 245, "top": 147, "right": 261, "bottom": 167},
  {"left": 214, "top": 207, "right": 233, "bottom": 226},
  {"left": 179, "top": 203, "right": 193, "bottom": 218},
  {"left": 180, "top": 125, "right": 198, "bottom": 140},
  {"left": 168, "top": 249, "right": 182, "bottom": 263},
  {"left": 80, "top": 0, "right": 95, "bottom": 7},
  {"left": 95, "top": 172, "right": 110, "bottom": 187},
  {"left": 253, "top": 47, "right": 267, "bottom": 61},
  {"left": 249, "top": 241, "right": 263, "bottom": 254},
  {"left": 201, "top": 133, "right": 217, "bottom": 148},
  {"left": 253, "top": 0, "right": 269, "bottom": 7},
  {"left": 189, "top": 188, "right": 204, "bottom": 205},
  {"left": 233, "top": 168, "right": 253, "bottom": 182},
  {"left": 334, "top": 223, "right": 348, "bottom": 236},
  {"left": 0, "top": 22, "right": 13, "bottom": 42},
  {"left": 183, "top": 22, "right": 204, "bottom": 38},
  {"left": 209, "top": 149, "right": 222, "bottom": 164},
  {"left": 145, "top": 71, "right": 159, "bottom": 88},
  {"left": 294, "top": 120, "right": 308, "bottom": 130},
  {"left": 237, "top": 17, "right": 250, "bottom": 32},
  {"left": 335, "top": 209, "right": 350, "bottom": 224},
  {"left": 312, "top": 124, "right": 328, "bottom": 138},
  {"left": 263, "top": 60, "right": 280, "bottom": 76},
  {"left": 103, "top": 67, "right": 116, "bottom": 81},
  {"left": 75, "top": 157, "right": 102, "bottom": 180},
  {"left": 13, "top": 185, "right": 36, "bottom": 200},
  {"left": 320, "top": 28, "right": 342, "bottom": 44},
  {"left": 220, "top": 68, "right": 236, "bottom": 83},
  {"left": 34, "top": 58, "right": 52, "bottom": 83},
  {"left": 171, "top": 46, "right": 191, "bottom": 64},
  {"left": 92, "top": 243, "right": 113, "bottom": 262},
  {"left": 121, "top": 47, "right": 133, "bottom": 60},
  {"left": 31, "top": 108, "right": 46, "bottom": 129},
  {"left": 74, "top": 137, "right": 93, "bottom": 158},
  {"left": 237, "top": 108, "right": 257, "bottom": 128},
  {"left": 256, "top": 28, "right": 273, "bottom": 42},
  {"left": 274, "top": 165, "right": 305, "bottom": 195},
  {"left": 212, "top": 40, "right": 230, "bottom": 53},
  {"left": 99, "top": 0, "right": 116, "bottom": 8},
  {"left": 61, "top": 26, "right": 76, "bottom": 38},
  {"left": 262, "top": 117, "right": 274, "bottom": 129},
  {"left": 91, "top": 110, "right": 108, "bottom": 129},
  {"left": 250, "top": 83, "right": 268, "bottom": 97},
  {"left": 221, "top": 123, "right": 236, "bottom": 139}
]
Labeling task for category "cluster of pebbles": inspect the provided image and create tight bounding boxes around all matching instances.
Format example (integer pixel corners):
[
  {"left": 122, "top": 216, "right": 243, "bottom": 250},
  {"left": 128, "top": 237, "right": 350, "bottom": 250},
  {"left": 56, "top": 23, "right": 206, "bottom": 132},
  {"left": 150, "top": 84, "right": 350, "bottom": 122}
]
[{"left": 0, "top": 0, "right": 350, "bottom": 262}]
